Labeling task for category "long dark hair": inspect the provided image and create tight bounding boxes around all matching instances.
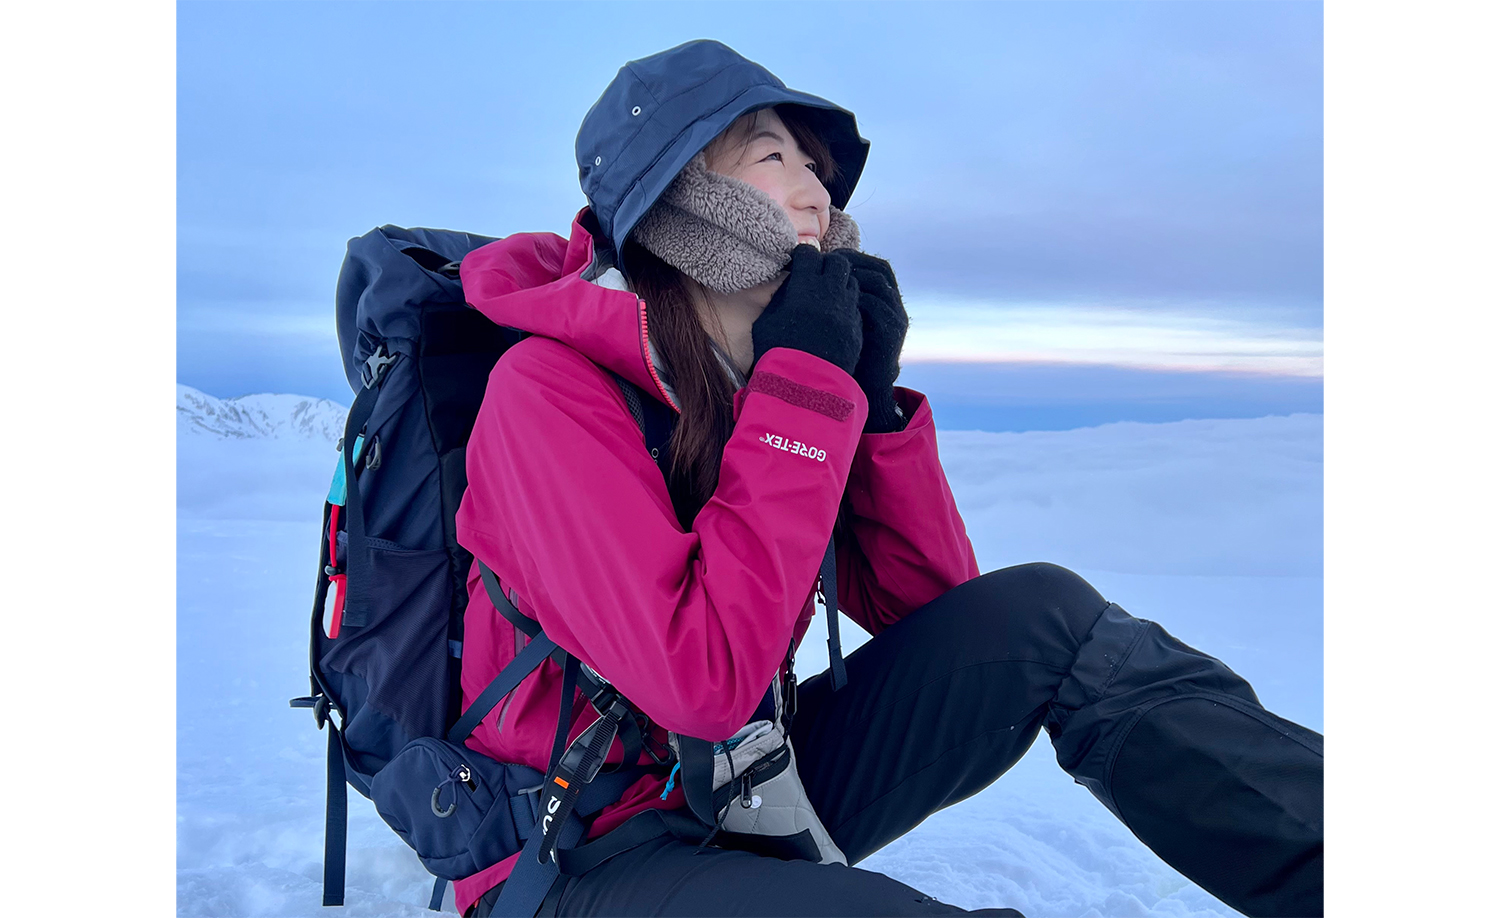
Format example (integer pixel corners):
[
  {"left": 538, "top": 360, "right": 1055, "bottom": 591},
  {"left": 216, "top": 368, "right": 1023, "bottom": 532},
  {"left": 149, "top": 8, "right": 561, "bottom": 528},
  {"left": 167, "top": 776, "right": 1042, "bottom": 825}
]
[{"left": 619, "top": 104, "right": 842, "bottom": 530}]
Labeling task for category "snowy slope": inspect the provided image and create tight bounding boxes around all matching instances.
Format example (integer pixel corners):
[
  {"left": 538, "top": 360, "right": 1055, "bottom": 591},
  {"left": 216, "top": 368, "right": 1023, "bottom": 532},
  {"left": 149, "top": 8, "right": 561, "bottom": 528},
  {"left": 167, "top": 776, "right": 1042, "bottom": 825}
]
[
  {"left": 178, "top": 383, "right": 348, "bottom": 442},
  {"left": 177, "top": 390, "right": 1321, "bottom": 917}
]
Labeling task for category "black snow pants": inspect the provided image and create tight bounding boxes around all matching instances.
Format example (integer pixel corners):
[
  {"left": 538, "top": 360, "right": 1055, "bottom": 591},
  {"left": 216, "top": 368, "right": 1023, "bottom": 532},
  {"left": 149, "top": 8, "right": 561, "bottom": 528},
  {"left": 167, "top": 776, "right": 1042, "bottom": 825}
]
[{"left": 540, "top": 563, "right": 1324, "bottom": 917}]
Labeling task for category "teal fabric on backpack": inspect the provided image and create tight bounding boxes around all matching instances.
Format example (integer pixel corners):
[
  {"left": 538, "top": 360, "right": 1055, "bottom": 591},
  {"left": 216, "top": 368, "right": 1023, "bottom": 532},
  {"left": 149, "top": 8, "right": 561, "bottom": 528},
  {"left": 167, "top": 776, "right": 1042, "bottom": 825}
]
[{"left": 326, "top": 434, "right": 364, "bottom": 506}]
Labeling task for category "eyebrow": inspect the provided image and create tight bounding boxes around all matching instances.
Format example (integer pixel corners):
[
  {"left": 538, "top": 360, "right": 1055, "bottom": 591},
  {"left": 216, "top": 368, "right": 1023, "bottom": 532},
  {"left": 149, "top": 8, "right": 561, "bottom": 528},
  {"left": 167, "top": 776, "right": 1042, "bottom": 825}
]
[{"left": 745, "top": 129, "right": 789, "bottom": 146}]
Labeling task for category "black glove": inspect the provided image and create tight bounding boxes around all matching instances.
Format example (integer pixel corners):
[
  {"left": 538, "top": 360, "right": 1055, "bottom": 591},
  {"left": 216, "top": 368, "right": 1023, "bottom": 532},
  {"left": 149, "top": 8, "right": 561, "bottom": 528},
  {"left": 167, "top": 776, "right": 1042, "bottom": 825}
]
[
  {"left": 751, "top": 245, "right": 862, "bottom": 376},
  {"left": 834, "top": 250, "right": 909, "bottom": 433}
]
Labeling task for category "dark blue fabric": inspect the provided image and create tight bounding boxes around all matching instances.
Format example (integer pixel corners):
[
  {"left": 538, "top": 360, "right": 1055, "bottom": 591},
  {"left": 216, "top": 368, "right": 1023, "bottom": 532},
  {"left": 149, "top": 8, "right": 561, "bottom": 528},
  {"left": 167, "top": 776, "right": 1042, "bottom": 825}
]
[
  {"left": 335, "top": 226, "right": 500, "bottom": 393},
  {"left": 490, "top": 770, "right": 647, "bottom": 918},
  {"left": 347, "top": 355, "right": 447, "bottom": 553},
  {"left": 371, "top": 739, "right": 547, "bottom": 880},
  {"left": 322, "top": 542, "right": 452, "bottom": 741},
  {"left": 317, "top": 226, "right": 507, "bottom": 782},
  {"left": 316, "top": 667, "right": 400, "bottom": 786},
  {"left": 310, "top": 226, "right": 507, "bottom": 909},
  {"left": 575, "top": 39, "right": 870, "bottom": 258},
  {"left": 323, "top": 722, "right": 348, "bottom": 906}
]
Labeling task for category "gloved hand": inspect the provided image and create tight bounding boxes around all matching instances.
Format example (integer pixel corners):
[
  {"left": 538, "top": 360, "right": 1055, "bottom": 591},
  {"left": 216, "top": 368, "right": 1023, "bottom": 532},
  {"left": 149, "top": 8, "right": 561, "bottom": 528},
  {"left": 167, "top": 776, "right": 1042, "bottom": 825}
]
[
  {"left": 751, "top": 245, "right": 862, "bottom": 376},
  {"left": 834, "top": 250, "right": 909, "bottom": 433}
]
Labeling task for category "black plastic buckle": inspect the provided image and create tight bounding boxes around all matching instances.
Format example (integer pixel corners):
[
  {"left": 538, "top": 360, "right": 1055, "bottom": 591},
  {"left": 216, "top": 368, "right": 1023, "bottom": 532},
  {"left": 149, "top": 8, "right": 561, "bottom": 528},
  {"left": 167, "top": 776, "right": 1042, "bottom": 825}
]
[
  {"left": 638, "top": 715, "right": 672, "bottom": 766},
  {"left": 580, "top": 664, "right": 622, "bottom": 716},
  {"left": 361, "top": 344, "right": 398, "bottom": 389},
  {"left": 537, "top": 699, "right": 630, "bottom": 865},
  {"left": 289, "top": 694, "right": 332, "bottom": 729}
]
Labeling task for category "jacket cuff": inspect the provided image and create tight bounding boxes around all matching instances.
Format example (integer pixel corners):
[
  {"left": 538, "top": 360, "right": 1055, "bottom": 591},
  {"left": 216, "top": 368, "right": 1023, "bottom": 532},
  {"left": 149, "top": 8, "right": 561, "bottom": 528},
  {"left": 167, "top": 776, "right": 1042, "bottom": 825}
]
[
  {"left": 860, "top": 387, "right": 927, "bottom": 440},
  {"left": 735, "top": 347, "right": 868, "bottom": 427},
  {"left": 864, "top": 391, "right": 907, "bottom": 433}
]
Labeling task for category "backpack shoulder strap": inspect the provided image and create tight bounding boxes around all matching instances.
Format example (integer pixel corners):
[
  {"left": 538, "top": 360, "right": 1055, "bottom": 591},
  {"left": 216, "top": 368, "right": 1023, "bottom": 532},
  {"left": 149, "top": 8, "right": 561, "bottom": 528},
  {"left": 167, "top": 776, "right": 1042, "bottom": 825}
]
[
  {"left": 450, "top": 373, "right": 670, "bottom": 744},
  {"left": 611, "top": 371, "right": 674, "bottom": 477}
]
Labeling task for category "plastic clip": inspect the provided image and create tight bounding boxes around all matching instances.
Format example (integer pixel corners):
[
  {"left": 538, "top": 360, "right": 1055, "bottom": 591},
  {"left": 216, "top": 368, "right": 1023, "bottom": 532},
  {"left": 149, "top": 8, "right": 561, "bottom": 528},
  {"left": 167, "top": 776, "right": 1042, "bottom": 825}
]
[{"left": 361, "top": 344, "right": 398, "bottom": 389}]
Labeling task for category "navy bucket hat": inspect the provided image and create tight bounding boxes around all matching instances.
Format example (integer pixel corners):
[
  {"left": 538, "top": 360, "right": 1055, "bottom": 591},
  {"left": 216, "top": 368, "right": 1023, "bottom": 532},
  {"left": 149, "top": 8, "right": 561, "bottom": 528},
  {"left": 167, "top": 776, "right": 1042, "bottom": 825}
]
[{"left": 576, "top": 39, "right": 870, "bottom": 258}]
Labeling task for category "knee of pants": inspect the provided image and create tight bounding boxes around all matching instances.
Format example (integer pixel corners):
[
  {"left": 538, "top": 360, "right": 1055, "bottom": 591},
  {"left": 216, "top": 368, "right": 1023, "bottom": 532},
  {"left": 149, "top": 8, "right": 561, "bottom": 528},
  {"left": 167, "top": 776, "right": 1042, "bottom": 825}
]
[
  {"left": 964, "top": 562, "right": 1112, "bottom": 660},
  {"left": 1045, "top": 600, "right": 1271, "bottom": 814}
]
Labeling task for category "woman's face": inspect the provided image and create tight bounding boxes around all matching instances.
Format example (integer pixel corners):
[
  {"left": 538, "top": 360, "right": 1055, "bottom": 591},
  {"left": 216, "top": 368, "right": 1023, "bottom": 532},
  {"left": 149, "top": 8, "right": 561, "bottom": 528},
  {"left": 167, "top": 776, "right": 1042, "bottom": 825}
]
[{"left": 705, "top": 109, "right": 832, "bottom": 248}]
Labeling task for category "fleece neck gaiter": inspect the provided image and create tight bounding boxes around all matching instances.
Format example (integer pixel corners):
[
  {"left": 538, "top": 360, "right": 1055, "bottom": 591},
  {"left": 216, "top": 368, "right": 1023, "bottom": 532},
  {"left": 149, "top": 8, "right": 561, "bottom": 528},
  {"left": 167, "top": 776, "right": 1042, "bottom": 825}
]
[{"left": 630, "top": 152, "right": 862, "bottom": 294}]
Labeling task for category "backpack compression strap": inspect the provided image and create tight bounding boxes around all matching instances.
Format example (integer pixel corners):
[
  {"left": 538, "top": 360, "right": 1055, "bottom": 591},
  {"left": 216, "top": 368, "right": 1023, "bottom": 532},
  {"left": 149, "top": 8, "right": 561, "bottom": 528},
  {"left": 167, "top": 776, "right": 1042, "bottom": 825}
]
[{"left": 338, "top": 344, "right": 400, "bottom": 631}]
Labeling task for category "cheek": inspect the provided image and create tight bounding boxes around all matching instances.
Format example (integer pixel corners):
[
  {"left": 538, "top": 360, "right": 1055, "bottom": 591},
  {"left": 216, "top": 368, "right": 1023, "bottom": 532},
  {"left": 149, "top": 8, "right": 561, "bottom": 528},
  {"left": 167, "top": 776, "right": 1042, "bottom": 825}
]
[{"left": 740, "top": 171, "right": 794, "bottom": 218}]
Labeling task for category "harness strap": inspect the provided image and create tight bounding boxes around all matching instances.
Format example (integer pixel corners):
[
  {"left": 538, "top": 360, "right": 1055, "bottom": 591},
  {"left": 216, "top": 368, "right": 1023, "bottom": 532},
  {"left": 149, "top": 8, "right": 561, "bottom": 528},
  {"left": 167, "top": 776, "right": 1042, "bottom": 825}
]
[
  {"left": 476, "top": 558, "right": 620, "bottom": 710},
  {"left": 819, "top": 537, "right": 847, "bottom": 691},
  {"left": 549, "top": 657, "right": 580, "bottom": 775},
  {"left": 675, "top": 734, "right": 719, "bottom": 827},
  {"left": 446, "top": 630, "right": 559, "bottom": 744},
  {"left": 610, "top": 714, "right": 644, "bottom": 773},
  {"left": 536, "top": 696, "right": 633, "bottom": 865},
  {"left": 322, "top": 719, "right": 348, "bottom": 906},
  {"left": 554, "top": 807, "right": 708, "bottom": 876},
  {"left": 489, "top": 769, "right": 642, "bottom": 917},
  {"left": 477, "top": 562, "right": 539, "bottom": 639}
]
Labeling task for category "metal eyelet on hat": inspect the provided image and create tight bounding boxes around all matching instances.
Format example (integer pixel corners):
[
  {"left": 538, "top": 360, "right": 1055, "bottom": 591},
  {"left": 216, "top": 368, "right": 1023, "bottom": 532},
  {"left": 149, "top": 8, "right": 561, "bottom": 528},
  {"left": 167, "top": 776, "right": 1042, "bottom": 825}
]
[
  {"left": 595, "top": 156, "right": 602, "bottom": 166},
  {"left": 631, "top": 106, "right": 642, "bottom": 116}
]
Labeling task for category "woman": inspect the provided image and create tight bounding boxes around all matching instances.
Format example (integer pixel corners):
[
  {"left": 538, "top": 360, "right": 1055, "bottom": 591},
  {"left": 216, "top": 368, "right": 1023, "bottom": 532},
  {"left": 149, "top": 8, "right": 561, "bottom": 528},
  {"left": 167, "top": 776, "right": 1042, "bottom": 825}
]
[{"left": 453, "top": 40, "right": 1323, "bottom": 917}]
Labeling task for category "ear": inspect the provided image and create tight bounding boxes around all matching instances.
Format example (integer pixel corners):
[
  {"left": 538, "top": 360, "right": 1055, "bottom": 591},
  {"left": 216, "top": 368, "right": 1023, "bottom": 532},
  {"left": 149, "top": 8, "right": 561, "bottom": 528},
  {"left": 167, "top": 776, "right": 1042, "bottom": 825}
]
[{"left": 823, "top": 207, "right": 861, "bottom": 252}]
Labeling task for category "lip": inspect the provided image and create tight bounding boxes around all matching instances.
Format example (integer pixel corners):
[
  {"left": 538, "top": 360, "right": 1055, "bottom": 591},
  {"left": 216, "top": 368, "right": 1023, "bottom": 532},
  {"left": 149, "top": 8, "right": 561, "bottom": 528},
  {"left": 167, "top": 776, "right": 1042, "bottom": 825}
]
[{"left": 797, "top": 233, "right": 821, "bottom": 249}]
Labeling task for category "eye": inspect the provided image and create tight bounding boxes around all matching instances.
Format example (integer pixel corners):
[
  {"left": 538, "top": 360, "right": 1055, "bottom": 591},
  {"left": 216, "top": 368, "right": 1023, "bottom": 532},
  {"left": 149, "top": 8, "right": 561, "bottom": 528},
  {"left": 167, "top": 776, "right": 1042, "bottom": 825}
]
[{"left": 762, "top": 151, "right": 783, "bottom": 163}]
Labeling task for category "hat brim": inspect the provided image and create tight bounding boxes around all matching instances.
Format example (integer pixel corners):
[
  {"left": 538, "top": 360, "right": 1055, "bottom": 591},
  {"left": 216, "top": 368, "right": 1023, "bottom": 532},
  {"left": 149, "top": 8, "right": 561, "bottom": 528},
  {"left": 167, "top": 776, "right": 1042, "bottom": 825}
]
[{"left": 610, "top": 84, "right": 869, "bottom": 257}]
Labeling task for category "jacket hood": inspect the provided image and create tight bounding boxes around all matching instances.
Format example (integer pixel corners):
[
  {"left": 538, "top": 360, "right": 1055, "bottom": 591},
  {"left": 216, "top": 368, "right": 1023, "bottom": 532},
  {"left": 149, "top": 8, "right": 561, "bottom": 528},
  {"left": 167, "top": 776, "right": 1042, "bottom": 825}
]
[
  {"left": 459, "top": 208, "right": 678, "bottom": 409},
  {"left": 576, "top": 39, "right": 870, "bottom": 258}
]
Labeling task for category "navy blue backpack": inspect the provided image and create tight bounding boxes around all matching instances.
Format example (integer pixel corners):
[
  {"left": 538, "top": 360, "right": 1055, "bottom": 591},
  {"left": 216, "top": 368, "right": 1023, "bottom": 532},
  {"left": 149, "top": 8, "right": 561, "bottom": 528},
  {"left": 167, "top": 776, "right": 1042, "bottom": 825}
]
[{"left": 290, "top": 224, "right": 690, "bottom": 916}]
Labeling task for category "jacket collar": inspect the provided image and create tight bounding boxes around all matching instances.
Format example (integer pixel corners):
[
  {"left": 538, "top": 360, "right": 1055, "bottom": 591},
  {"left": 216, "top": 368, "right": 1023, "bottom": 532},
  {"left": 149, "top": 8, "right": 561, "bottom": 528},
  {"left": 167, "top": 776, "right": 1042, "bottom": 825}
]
[
  {"left": 459, "top": 208, "right": 679, "bottom": 409},
  {"left": 461, "top": 208, "right": 750, "bottom": 411}
]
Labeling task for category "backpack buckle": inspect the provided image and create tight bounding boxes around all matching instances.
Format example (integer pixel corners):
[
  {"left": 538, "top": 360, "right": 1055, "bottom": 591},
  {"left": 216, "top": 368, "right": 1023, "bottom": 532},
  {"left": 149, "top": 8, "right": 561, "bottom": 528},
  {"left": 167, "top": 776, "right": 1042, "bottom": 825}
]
[
  {"left": 361, "top": 345, "right": 398, "bottom": 389},
  {"left": 289, "top": 693, "right": 332, "bottom": 729},
  {"left": 640, "top": 720, "right": 672, "bottom": 766}
]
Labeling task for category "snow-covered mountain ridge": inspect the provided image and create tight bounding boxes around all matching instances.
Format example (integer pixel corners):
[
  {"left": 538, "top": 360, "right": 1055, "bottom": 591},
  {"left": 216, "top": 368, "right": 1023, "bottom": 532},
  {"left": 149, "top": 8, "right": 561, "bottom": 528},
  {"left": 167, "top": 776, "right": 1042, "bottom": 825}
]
[{"left": 178, "top": 384, "right": 347, "bottom": 443}]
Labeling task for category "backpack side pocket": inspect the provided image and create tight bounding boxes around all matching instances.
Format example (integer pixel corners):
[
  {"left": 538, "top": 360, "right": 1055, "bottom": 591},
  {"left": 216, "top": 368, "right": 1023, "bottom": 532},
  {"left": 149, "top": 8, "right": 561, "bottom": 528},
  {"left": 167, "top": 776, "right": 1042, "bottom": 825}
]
[{"left": 371, "top": 738, "right": 544, "bottom": 880}]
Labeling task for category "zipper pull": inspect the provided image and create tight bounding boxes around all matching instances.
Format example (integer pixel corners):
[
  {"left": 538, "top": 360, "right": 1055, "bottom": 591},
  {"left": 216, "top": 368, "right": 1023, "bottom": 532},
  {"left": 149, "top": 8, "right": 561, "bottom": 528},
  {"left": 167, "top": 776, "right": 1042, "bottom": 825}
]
[
  {"left": 740, "top": 774, "right": 761, "bottom": 809},
  {"left": 431, "top": 763, "right": 475, "bottom": 818}
]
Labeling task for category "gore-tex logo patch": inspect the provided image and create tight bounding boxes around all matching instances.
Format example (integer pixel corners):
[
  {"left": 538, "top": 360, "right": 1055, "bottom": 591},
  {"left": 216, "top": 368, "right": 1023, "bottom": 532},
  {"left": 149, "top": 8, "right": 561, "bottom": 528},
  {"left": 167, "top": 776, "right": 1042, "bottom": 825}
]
[{"left": 759, "top": 432, "right": 827, "bottom": 462}]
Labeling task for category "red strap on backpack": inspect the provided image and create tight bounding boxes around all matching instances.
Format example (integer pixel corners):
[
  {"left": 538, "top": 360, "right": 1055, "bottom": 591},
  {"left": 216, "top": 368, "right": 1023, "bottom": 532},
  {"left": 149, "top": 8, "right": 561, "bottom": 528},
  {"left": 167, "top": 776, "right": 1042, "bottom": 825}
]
[{"left": 326, "top": 504, "right": 347, "bottom": 639}]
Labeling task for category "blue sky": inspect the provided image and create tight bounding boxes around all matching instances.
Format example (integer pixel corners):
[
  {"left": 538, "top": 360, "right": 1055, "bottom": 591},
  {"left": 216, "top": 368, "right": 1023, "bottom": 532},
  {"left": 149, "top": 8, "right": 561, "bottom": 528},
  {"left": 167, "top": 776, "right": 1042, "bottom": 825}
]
[{"left": 178, "top": 0, "right": 1322, "bottom": 428}]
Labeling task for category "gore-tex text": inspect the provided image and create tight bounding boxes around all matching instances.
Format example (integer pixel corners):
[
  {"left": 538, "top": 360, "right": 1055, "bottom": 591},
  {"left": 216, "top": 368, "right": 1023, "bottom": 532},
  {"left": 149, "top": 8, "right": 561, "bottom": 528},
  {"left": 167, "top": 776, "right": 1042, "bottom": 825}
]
[{"left": 759, "top": 432, "right": 827, "bottom": 462}]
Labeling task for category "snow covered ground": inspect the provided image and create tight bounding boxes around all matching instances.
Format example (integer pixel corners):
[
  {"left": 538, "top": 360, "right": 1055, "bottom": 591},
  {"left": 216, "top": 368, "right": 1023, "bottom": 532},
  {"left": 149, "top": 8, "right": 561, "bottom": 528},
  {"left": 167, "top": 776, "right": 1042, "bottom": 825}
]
[{"left": 177, "top": 385, "right": 1322, "bottom": 917}]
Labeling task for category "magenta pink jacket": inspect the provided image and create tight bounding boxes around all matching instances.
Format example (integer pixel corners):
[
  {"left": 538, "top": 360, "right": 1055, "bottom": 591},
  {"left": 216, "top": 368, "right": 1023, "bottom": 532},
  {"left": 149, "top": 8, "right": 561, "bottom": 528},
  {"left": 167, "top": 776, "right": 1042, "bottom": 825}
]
[{"left": 450, "top": 209, "right": 978, "bottom": 901}]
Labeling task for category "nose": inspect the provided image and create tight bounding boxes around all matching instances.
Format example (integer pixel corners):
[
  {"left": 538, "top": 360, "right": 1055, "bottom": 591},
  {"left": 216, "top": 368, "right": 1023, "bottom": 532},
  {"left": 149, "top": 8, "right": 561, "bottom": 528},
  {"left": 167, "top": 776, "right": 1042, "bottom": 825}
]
[{"left": 790, "top": 167, "right": 831, "bottom": 235}]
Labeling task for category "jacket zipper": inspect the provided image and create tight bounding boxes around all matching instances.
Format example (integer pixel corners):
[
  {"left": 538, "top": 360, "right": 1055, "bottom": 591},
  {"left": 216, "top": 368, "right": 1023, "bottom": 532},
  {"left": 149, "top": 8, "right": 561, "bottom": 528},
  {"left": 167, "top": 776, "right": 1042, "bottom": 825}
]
[{"left": 637, "top": 297, "right": 680, "bottom": 412}]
